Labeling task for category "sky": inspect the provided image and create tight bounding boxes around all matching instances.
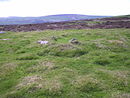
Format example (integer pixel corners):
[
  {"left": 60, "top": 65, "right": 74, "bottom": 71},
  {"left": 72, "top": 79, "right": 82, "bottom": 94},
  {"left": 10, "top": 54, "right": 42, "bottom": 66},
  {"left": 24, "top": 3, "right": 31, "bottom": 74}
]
[{"left": 0, "top": 0, "right": 130, "bottom": 17}]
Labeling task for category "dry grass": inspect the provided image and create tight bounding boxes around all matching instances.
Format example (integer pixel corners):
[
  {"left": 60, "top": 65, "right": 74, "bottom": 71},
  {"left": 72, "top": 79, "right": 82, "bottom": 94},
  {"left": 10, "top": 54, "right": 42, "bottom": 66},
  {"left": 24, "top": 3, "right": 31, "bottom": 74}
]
[
  {"left": 43, "top": 79, "right": 62, "bottom": 95},
  {"left": 27, "top": 61, "right": 57, "bottom": 73},
  {"left": 112, "top": 92, "right": 130, "bottom": 98},
  {"left": 16, "top": 75, "right": 42, "bottom": 89},
  {"left": 97, "top": 68, "right": 129, "bottom": 87},
  {"left": 72, "top": 75, "right": 103, "bottom": 92},
  {"left": 108, "top": 40, "right": 124, "bottom": 44},
  {"left": 39, "top": 61, "right": 54, "bottom": 68},
  {"left": 91, "top": 39, "right": 107, "bottom": 49},
  {"left": 98, "top": 69, "right": 129, "bottom": 79},
  {"left": 0, "top": 62, "right": 17, "bottom": 76}
]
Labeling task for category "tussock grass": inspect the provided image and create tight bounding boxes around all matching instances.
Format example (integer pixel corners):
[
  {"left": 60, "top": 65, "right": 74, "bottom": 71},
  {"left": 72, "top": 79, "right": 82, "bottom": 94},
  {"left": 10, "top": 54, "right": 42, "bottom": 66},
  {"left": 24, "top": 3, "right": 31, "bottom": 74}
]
[
  {"left": 0, "top": 29, "right": 130, "bottom": 97},
  {"left": 112, "top": 93, "right": 130, "bottom": 98},
  {"left": 37, "top": 44, "right": 87, "bottom": 57},
  {"left": 16, "top": 54, "right": 39, "bottom": 60},
  {"left": 72, "top": 75, "right": 103, "bottom": 92}
]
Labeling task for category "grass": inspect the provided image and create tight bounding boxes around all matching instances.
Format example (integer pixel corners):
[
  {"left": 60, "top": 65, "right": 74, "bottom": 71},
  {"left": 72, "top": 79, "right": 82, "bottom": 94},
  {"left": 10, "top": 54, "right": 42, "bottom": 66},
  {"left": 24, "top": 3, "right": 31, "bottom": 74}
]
[{"left": 0, "top": 29, "right": 130, "bottom": 98}]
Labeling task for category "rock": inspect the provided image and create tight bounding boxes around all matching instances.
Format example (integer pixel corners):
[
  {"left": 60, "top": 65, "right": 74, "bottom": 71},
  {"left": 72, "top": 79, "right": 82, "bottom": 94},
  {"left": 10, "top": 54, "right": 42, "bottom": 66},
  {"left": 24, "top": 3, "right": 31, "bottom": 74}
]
[
  {"left": 0, "top": 31, "right": 5, "bottom": 34},
  {"left": 61, "top": 34, "right": 68, "bottom": 37},
  {"left": 37, "top": 40, "right": 48, "bottom": 44},
  {"left": 69, "top": 38, "right": 80, "bottom": 44},
  {"left": 51, "top": 36, "right": 57, "bottom": 41},
  {"left": 0, "top": 39, "right": 10, "bottom": 40}
]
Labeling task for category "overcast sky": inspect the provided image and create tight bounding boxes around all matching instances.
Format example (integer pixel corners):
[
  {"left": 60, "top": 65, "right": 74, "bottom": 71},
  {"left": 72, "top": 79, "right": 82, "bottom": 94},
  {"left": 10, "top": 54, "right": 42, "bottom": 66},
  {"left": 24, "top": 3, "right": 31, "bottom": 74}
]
[{"left": 0, "top": 0, "right": 130, "bottom": 17}]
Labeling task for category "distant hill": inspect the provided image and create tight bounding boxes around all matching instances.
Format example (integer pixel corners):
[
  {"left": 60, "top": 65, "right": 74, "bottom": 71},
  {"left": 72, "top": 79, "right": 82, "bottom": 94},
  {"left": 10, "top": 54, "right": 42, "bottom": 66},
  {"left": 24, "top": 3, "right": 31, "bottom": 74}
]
[
  {"left": 116, "top": 15, "right": 130, "bottom": 18},
  {"left": 1, "top": 14, "right": 130, "bottom": 32},
  {"left": 0, "top": 14, "right": 110, "bottom": 25}
]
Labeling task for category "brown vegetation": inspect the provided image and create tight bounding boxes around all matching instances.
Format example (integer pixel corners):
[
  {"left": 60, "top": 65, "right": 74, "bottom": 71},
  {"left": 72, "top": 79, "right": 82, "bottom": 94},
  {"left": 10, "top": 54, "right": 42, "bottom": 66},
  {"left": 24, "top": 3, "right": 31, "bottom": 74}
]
[{"left": 0, "top": 17, "right": 130, "bottom": 32}]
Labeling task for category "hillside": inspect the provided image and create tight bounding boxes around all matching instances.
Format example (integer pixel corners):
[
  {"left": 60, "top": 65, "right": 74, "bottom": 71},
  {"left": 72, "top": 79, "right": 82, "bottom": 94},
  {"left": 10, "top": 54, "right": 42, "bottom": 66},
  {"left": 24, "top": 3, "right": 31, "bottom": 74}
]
[
  {"left": 0, "top": 14, "right": 109, "bottom": 25},
  {"left": 0, "top": 15, "right": 130, "bottom": 32},
  {"left": 0, "top": 28, "right": 130, "bottom": 98},
  {"left": 0, "top": 15, "right": 130, "bottom": 98}
]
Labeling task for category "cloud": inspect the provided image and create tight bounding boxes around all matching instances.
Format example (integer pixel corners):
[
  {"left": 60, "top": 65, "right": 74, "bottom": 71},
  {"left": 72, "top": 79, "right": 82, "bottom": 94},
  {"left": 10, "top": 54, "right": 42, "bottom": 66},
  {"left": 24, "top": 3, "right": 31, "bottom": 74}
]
[
  {"left": 0, "top": 0, "right": 130, "bottom": 17},
  {"left": 0, "top": 0, "right": 9, "bottom": 1}
]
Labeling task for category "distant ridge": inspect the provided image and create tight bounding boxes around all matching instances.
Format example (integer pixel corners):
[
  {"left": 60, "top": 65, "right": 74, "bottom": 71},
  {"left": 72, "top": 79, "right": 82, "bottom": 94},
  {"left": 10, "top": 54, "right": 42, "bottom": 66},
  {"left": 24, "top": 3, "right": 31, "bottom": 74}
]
[{"left": 0, "top": 14, "right": 110, "bottom": 25}]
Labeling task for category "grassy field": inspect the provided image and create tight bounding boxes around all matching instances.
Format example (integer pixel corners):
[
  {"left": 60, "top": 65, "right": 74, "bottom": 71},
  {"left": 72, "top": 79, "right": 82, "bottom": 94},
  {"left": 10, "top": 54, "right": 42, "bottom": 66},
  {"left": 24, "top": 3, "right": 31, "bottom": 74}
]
[{"left": 0, "top": 29, "right": 130, "bottom": 98}]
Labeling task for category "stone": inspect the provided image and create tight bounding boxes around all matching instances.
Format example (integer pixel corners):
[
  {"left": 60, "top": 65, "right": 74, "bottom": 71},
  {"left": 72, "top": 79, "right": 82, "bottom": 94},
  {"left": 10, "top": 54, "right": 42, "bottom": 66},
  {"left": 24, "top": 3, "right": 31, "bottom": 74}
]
[
  {"left": 37, "top": 40, "right": 48, "bottom": 44},
  {"left": 0, "top": 39, "right": 10, "bottom": 40},
  {"left": 51, "top": 36, "right": 57, "bottom": 41},
  {"left": 69, "top": 38, "right": 80, "bottom": 44},
  {"left": 0, "top": 31, "right": 5, "bottom": 34}
]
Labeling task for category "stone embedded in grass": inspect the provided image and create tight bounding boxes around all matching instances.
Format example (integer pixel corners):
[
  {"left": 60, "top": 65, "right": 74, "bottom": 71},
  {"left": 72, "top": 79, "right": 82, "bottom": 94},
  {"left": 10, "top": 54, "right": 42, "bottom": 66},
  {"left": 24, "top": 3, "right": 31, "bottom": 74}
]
[
  {"left": 51, "top": 36, "right": 57, "bottom": 41},
  {"left": 0, "top": 39, "right": 10, "bottom": 40},
  {"left": 69, "top": 38, "right": 80, "bottom": 45},
  {"left": 61, "top": 34, "right": 68, "bottom": 37},
  {"left": 37, "top": 40, "right": 49, "bottom": 45},
  {"left": 0, "top": 31, "right": 6, "bottom": 34}
]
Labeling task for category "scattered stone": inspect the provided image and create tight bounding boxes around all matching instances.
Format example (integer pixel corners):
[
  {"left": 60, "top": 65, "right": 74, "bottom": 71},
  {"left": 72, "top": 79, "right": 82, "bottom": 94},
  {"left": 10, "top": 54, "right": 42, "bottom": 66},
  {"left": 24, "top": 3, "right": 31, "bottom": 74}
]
[
  {"left": 37, "top": 40, "right": 48, "bottom": 44},
  {"left": 69, "top": 38, "right": 80, "bottom": 44}
]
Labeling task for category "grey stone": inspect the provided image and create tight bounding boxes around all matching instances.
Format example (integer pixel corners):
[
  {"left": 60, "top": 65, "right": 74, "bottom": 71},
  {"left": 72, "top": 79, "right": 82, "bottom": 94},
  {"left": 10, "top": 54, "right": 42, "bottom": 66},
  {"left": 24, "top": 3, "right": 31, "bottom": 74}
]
[
  {"left": 51, "top": 36, "right": 57, "bottom": 41},
  {"left": 0, "top": 31, "right": 5, "bottom": 34},
  {"left": 69, "top": 38, "right": 80, "bottom": 44}
]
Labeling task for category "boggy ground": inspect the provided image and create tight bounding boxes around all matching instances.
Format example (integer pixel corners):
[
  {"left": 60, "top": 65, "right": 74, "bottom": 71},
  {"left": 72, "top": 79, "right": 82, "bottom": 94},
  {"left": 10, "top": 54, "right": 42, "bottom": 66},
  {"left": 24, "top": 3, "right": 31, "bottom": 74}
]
[
  {"left": 0, "top": 29, "right": 130, "bottom": 98},
  {"left": 0, "top": 16, "right": 130, "bottom": 32}
]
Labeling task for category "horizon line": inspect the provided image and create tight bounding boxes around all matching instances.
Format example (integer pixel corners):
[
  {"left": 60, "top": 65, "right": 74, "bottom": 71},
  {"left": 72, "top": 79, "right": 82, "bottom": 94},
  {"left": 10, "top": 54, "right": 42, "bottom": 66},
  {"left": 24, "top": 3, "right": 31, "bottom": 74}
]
[{"left": 0, "top": 14, "right": 118, "bottom": 18}]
